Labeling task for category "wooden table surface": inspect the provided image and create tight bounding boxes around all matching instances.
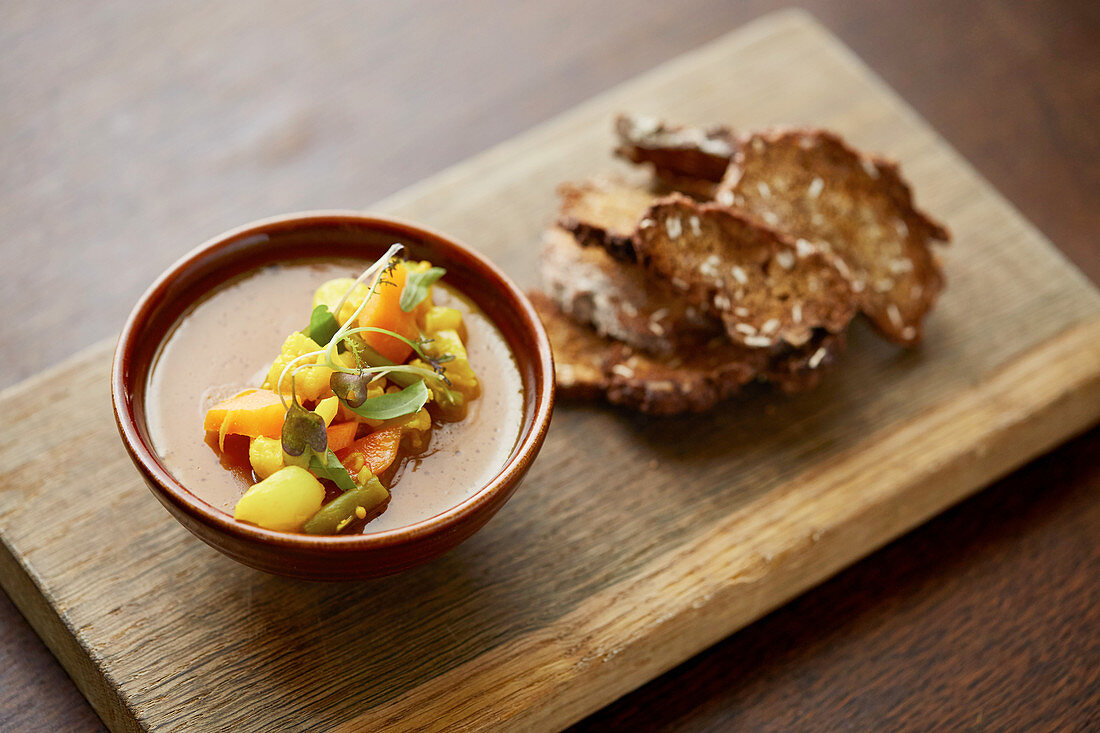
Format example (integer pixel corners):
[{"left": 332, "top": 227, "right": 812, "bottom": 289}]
[{"left": 1, "top": 1, "right": 1096, "bottom": 730}]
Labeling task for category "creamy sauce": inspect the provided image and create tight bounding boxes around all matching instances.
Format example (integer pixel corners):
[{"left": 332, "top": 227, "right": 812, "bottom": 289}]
[{"left": 145, "top": 260, "right": 524, "bottom": 533}]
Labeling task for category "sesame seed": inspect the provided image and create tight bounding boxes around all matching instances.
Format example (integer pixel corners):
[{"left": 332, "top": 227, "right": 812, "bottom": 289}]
[
  {"left": 862, "top": 158, "right": 879, "bottom": 178},
  {"left": 795, "top": 238, "right": 815, "bottom": 257},
  {"left": 833, "top": 258, "right": 851, "bottom": 279},
  {"left": 874, "top": 278, "right": 895, "bottom": 293},
  {"left": 665, "top": 216, "right": 682, "bottom": 239},
  {"left": 620, "top": 302, "right": 638, "bottom": 317},
  {"left": 716, "top": 189, "right": 734, "bottom": 206},
  {"left": 639, "top": 218, "right": 655, "bottom": 229},
  {"left": 775, "top": 250, "right": 795, "bottom": 269},
  {"left": 757, "top": 181, "right": 771, "bottom": 198},
  {"left": 556, "top": 364, "right": 576, "bottom": 385},
  {"left": 672, "top": 277, "right": 688, "bottom": 291},
  {"left": 889, "top": 258, "right": 914, "bottom": 274},
  {"left": 735, "top": 323, "right": 757, "bottom": 335},
  {"left": 792, "top": 303, "right": 803, "bottom": 323},
  {"left": 895, "top": 219, "right": 909, "bottom": 237},
  {"left": 808, "top": 347, "right": 828, "bottom": 369},
  {"left": 744, "top": 335, "right": 773, "bottom": 348},
  {"left": 887, "top": 303, "right": 903, "bottom": 329},
  {"left": 715, "top": 294, "right": 731, "bottom": 310},
  {"left": 901, "top": 326, "right": 917, "bottom": 340},
  {"left": 799, "top": 135, "right": 815, "bottom": 150},
  {"left": 763, "top": 211, "right": 779, "bottom": 226},
  {"left": 648, "top": 322, "right": 665, "bottom": 335},
  {"left": 689, "top": 215, "right": 702, "bottom": 236},
  {"left": 807, "top": 177, "right": 824, "bottom": 198},
  {"left": 611, "top": 364, "right": 635, "bottom": 378},
  {"left": 752, "top": 137, "right": 765, "bottom": 153},
  {"left": 852, "top": 279, "right": 866, "bottom": 293},
  {"left": 761, "top": 318, "right": 780, "bottom": 334},
  {"left": 650, "top": 307, "right": 670, "bottom": 322},
  {"left": 649, "top": 381, "right": 674, "bottom": 392},
  {"left": 731, "top": 266, "right": 748, "bottom": 284},
  {"left": 734, "top": 307, "right": 749, "bottom": 317}
]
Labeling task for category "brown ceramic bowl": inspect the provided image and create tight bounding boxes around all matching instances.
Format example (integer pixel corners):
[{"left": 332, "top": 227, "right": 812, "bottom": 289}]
[{"left": 112, "top": 211, "right": 553, "bottom": 580}]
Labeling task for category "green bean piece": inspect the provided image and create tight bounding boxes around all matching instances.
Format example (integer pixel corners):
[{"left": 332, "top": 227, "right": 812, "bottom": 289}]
[{"left": 302, "top": 474, "right": 390, "bottom": 535}]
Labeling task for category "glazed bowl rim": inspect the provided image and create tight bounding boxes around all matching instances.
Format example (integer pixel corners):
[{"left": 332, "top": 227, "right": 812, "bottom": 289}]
[{"left": 111, "top": 210, "right": 554, "bottom": 553}]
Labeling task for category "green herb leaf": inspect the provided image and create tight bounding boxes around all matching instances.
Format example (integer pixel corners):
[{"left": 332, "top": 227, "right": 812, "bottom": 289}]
[
  {"left": 306, "top": 305, "right": 340, "bottom": 346},
  {"left": 309, "top": 450, "right": 358, "bottom": 493},
  {"left": 330, "top": 370, "right": 373, "bottom": 408},
  {"left": 281, "top": 402, "right": 328, "bottom": 469},
  {"left": 399, "top": 267, "right": 446, "bottom": 312},
  {"left": 346, "top": 379, "right": 430, "bottom": 421}
]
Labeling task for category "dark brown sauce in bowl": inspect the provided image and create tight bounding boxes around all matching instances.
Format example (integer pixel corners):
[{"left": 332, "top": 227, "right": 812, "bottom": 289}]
[
  {"left": 146, "top": 261, "right": 524, "bottom": 533},
  {"left": 112, "top": 212, "right": 553, "bottom": 579}
]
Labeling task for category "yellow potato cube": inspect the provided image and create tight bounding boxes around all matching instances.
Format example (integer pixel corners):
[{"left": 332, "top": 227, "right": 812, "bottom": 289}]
[
  {"left": 248, "top": 436, "right": 284, "bottom": 480},
  {"left": 234, "top": 466, "right": 325, "bottom": 532}
]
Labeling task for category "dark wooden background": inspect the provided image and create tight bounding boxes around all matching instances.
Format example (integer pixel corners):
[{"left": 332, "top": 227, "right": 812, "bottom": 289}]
[{"left": 2, "top": 1, "right": 1097, "bottom": 730}]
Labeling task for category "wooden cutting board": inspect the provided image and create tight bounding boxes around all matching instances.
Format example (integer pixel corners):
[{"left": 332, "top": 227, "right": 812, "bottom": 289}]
[{"left": 2, "top": 10, "right": 1098, "bottom": 732}]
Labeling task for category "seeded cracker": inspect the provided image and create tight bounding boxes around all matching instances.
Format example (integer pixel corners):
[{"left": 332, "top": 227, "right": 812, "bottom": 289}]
[
  {"left": 634, "top": 195, "right": 857, "bottom": 348},
  {"left": 715, "top": 128, "right": 948, "bottom": 344},
  {"left": 531, "top": 292, "right": 845, "bottom": 414}
]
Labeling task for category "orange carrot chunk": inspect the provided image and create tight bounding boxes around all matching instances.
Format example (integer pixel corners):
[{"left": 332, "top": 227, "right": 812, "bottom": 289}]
[
  {"left": 326, "top": 422, "right": 359, "bottom": 453},
  {"left": 203, "top": 389, "right": 285, "bottom": 439},
  {"left": 358, "top": 264, "right": 419, "bottom": 363},
  {"left": 336, "top": 427, "right": 402, "bottom": 475}
]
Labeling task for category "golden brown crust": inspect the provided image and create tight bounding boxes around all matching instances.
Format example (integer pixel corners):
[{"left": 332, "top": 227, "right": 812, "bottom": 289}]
[
  {"left": 635, "top": 195, "right": 859, "bottom": 349},
  {"left": 531, "top": 291, "right": 760, "bottom": 414},
  {"left": 557, "top": 177, "right": 657, "bottom": 262},
  {"left": 530, "top": 292, "right": 846, "bottom": 415},
  {"left": 614, "top": 114, "right": 736, "bottom": 184},
  {"left": 716, "top": 128, "right": 949, "bottom": 345},
  {"left": 539, "top": 226, "right": 721, "bottom": 356}
]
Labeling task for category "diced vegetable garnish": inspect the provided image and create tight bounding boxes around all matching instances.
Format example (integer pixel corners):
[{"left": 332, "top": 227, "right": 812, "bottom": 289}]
[
  {"left": 326, "top": 421, "right": 358, "bottom": 453},
  {"left": 248, "top": 436, "right": 284, "bottom": 480},
  {"left": 204, "top": 389, "right": 286, "bottom": 449},
  {"left": 355, "top": 262, "right": 420, "bottom": 363},
  {"left": 234, "top": 466, "right": 326, "bottom": 532},
  {"left": 336, "top": 426, "right": 402, "bottom": 476},
  {"left": 302, "top": 473, "right": 390, "bottom": 534},
  {"left": 207, "top": 248, "right": 481, "bottom": 534}
]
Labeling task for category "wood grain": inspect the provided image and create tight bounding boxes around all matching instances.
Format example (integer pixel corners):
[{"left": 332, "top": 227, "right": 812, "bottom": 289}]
[{"left": 0, "top": 2, "right": 1095, "bottom": 726}]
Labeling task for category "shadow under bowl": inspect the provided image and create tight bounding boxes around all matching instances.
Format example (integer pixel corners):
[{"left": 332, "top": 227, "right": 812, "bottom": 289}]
[{"left": 112, "top": 211, "right": 554, "bottom": 580}]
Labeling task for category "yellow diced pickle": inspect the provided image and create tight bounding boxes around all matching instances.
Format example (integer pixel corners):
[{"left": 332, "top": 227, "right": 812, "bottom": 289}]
[
  {"left": 248, "top": 436, "right": 284, "bottom": 480},
  {"left": 313, "top": 278, "right": 369, "bottom": 326},
  {"left": 261, "top": 332, "right": 333, "bottom": 401},
  {"left": 421, "top": 306, "right": 467, "bottom": 342}
]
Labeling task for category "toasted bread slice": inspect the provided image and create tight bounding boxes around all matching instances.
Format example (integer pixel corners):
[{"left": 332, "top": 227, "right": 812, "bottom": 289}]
[
  {"left": 614, "top": 114, "right": 735, "bottom": 184},
  {"left": 531, "top": 292, "right": 845, "bottom": 414},
  {"left": 635, "top": 195, "right": 858, "bottom": 348},
  {"left": 716, "top": 129, "right": 949, "bottom": 344},
  {"left": 558, "top": 177, "right": 659, "bottom": 261},
  {"left": 530, "top": 292, "right": 761, "bottom": 414},
  {"left": 540, "top": 226, "right": 720, "bottom": 356}
]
